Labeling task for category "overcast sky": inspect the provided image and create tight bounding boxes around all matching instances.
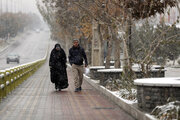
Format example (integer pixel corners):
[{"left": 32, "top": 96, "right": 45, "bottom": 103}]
[
  {"left": 0, "top": 0, "right": 40, "bottom": 15},
  {"left": 22, "top": 0, "right": 39, "bottom": 14}
]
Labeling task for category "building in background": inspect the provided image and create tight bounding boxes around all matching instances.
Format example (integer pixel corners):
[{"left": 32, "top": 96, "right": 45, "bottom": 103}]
[{"left": 159, "top": 5, "right": 180, "bottom": 27}]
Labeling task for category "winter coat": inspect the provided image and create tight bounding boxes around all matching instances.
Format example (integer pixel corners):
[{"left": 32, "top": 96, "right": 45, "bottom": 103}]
[
  {"left": 68, "top": 45, "right": 88, "bottom": 66},
  {"left": 49, "top": 44, "right": 68, "bottom": 89}
]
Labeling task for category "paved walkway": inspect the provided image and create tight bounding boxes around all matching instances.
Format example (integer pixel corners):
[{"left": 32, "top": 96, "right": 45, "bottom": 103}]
[{"left": 0, "top": 59, "right": 134, "bottom": 120}]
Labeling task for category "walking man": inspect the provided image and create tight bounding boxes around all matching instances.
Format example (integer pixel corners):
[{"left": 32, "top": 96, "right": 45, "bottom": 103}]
[{"left": 69, "top": 39, "right": 88, "bottom": 92}]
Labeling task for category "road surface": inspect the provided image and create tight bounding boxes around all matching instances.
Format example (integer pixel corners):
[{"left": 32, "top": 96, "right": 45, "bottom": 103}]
[{"left": 0, "top": 30, "right": 50, "bottom": 70}]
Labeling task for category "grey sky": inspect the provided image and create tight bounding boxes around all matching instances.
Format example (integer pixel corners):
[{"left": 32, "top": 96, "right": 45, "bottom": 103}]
[
  {"left": 22, "top": 0, "right": 39, "bottom": 13},
  {"left": 0, "top": 0, "right": 40, "bottom": 14}
]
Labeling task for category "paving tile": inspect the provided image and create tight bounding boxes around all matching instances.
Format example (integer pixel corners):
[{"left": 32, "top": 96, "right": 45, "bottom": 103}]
[{"left": 0, "top": 60, "right": 134, "bottom": 120}]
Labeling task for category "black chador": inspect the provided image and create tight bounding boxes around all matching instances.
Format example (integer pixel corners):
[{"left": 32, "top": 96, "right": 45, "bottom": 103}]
[{"left": 49, "top": 44, "right": 68, "bottom": 91}]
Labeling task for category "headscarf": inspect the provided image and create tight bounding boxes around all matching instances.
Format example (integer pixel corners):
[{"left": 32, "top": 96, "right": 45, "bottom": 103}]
[{"left": 54, "top": 43, "right": 61, "bottom": 51}]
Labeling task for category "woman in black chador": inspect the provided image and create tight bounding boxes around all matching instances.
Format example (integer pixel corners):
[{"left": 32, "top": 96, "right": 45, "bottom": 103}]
[{"left": 49, "top": 44, "right": 68, "bottom": 91}]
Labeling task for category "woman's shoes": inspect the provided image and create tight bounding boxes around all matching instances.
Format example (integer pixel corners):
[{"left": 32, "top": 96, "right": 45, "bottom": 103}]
[
  {"left": 55, "top": 84, "right": 61, "bottom": 91},
  {"left": 55, "top": 84, "right": 58, "bottom": 90}
]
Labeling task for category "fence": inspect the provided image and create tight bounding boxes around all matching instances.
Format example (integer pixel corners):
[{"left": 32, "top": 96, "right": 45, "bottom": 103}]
[{"left": 0, "top": 55, "right": 47, "bottom": 102}]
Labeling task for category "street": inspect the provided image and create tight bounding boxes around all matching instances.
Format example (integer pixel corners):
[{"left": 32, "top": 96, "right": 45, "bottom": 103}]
[{"left": 0, "top": 30, "right": 50, "bottom": 70}]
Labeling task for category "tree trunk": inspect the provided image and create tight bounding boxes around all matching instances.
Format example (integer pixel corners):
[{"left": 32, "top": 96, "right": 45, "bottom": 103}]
[
  {"left": 91, "top": 20, "right": 103, "bottom": 66},
  {"left": 123, "top": 21, "right": 131, "bottom": 73},
  {"left": 123, "top": 36, "right": 129, "bottom": 72},
  {"left": 173, "top": 58, "right": 175, "bottom": 65},
  {"left": 177, "top": 1, "right": 180, "bottom": 14},
  {"left": 105, "top": 26, "right": 113, "bottom": 69},
  {"left": 98, "top": 24, "right": 105, "bottom": 66},
  {"left": 127, "top": 19, "right": 132, "bottom": 58},
  {"left": 114, "top": 35, "right": 121, "bottom": 68}
]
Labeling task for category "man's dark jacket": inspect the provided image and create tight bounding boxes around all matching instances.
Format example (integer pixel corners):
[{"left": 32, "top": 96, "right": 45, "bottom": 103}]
[{"left": 68, "top": 45, "right": 88, "bottom": 66}]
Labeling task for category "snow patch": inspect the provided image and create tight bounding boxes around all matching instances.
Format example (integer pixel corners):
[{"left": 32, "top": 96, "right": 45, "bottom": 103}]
[{"left": 134, "top": 77, "right": 180, "bottom": 87}]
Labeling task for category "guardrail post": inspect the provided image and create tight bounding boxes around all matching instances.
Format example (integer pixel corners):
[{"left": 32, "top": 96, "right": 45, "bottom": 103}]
[
  {"left": 13, "top": 68, "right": 17, "bottom": 88},
  {"left": 19, "top": 67, "right": 23, "bottom": 85},
  {"left": 5, "top": 70, "right": 10, "bottom": 95},
  {"left": 0, "top": 73, "right": 5, "bottom": 102},
  {"left": 10, "top": 69, "right": 14, "bottom": 92},
  {"left": 16, "top": 67, "right": 21, "bottom": 86},
  {"left": 0, "top": 70, "right": 6, "bottom": 100},
  {"left": 24, "top": 65, "right": 29, "bottom": 80}
]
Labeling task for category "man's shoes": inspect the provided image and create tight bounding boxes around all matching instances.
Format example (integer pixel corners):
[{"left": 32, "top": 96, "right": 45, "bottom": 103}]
[
  {"left": 74, "top": 87, "right": 82, "bottom": 92},
  {"left": 74, "top": 88, "right": 79, "bottom": 92}
]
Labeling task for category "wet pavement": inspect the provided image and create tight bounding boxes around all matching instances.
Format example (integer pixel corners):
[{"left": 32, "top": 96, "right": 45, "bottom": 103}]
[{"left": 0, "top": 59, "right": 134, "bottom": 120}]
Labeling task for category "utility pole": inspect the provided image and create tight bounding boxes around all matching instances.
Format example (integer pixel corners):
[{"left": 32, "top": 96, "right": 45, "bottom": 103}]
[
  {"left": 5, "top": 0, "right": 9, "bottom": 41},
  {"left": 0, "top": 0, "right": 2, "bottom": 14},
  {"left": 20, "top": 0, "right": 22, "bottom": 13},
  {"left": 15, "top": 0, "right": 17, "bottom": 13},
  {"left": 0, "top": 0, "right": 2, "bottom": 40},
  {"left": 6, "top": 0, "right": 8, "bottom": 13},
  {"left": 11, "top": 0, "right": 13, "bottom": 13}
]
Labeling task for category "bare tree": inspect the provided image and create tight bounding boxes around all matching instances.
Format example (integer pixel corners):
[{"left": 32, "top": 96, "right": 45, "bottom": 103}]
[{"left": 37, "top": 0, "right": 178, "bottom": 76}]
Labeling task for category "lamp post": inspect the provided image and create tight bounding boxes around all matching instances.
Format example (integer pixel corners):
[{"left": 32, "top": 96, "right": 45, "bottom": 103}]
[
  {"left": 0, "top": 0, "right": 2, "bottom": 14},
  {"left": 0, "top": 0, "right": 3, "bottom": 40},
  {"left": 6, "top": 0, "right": 8, "bottom": 13},
  {"left": 9, "top": 0, "right": 12, "bottom": 13}
]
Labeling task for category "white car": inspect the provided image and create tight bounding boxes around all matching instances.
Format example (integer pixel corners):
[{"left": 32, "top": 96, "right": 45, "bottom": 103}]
[{"left": 6, "top": 54, "right": 20, "bottom": 64}]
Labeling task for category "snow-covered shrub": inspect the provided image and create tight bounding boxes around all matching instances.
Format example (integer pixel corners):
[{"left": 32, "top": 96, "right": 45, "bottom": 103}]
[
  {"left": 178, "top": 59, "right": 180, "bottom": 65},
  {"left": 119, "top": 88, "right": 137, "bottom": 101},
  {"left": 104, "top": 78, "right": 121, "bottom": 91},
  {"left": 104, "top": 77, "right": 137, "bottom": 101},
  {"left": 151, "top": 101, "right": 180, "bottom": 120}
]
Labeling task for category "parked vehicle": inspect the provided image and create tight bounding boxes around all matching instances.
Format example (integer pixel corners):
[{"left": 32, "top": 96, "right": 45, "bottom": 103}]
[{"left": 6, "top": 54, "right": 20, "bottom": 64}]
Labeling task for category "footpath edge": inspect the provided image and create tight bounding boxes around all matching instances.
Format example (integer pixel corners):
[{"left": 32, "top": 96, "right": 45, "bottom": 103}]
[{"left": 84, "top": 75, "right": 155, "bottom": 120}]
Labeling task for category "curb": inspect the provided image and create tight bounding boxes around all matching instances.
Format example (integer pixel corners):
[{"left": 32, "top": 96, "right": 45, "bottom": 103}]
[
  {"left": 84, "top": 75, "right": 156, "bottom": 120},
  {"left": 0, "top": 46, "right": 9, "bottom": 53},
  {"left": 0, "top": 32, "right": 28, "bottom": 54}
]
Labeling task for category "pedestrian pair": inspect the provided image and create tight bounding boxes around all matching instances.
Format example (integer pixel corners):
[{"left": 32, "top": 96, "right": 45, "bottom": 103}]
[{"left": 49, "top": 39, "right": 88, "bottom": 92}]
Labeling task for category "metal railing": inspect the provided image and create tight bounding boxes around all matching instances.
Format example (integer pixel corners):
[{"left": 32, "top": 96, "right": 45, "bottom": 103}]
[{"left": 0, "top": 54, "right": 47, "bottom": 102}]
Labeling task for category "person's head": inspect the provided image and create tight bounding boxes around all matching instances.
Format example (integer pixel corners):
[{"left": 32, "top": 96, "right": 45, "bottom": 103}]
[
  {"left": 73, "top": 39, "right": 79, "bottom": 47},
  {"left": 54, "top": 43, "right": 61, "bottom": 51}
]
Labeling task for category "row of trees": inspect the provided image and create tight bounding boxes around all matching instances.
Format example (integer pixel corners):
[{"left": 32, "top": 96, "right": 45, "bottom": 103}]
[
  {"left": 132, "top": 22, "right": 180, "bottom": 66},
  {"left": 0, "top": 12, "right": 41, "bottom": 39},
  {"left": 37, "top": 1, "right": 180, "bottom": 118},
  {"left": 37, "top": 0, "right": 179, "bottom": 77}
]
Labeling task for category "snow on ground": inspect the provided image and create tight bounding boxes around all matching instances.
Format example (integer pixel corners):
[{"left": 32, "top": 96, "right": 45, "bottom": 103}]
[
  {"left": 89, "top": 66, "right": 114, "bottom": 69},
  {"left": 85, "top": 67, "right": 180, "bottom": 120},
  {"left": 134, "top": 77, "right": 180, "bottom": 87},
  {"left": 110, "top": 90, "right": 137, "bottom": 104}
]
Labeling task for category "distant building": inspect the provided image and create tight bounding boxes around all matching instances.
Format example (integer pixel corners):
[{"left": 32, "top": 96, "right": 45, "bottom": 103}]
[{"left": 159, "top": 5, "right": 180, "bottom": 25}]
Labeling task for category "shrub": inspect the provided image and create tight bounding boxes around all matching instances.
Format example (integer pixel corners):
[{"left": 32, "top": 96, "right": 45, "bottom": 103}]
[{"left": 178, "top": 59, "right": 180, "bottom": 65}]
